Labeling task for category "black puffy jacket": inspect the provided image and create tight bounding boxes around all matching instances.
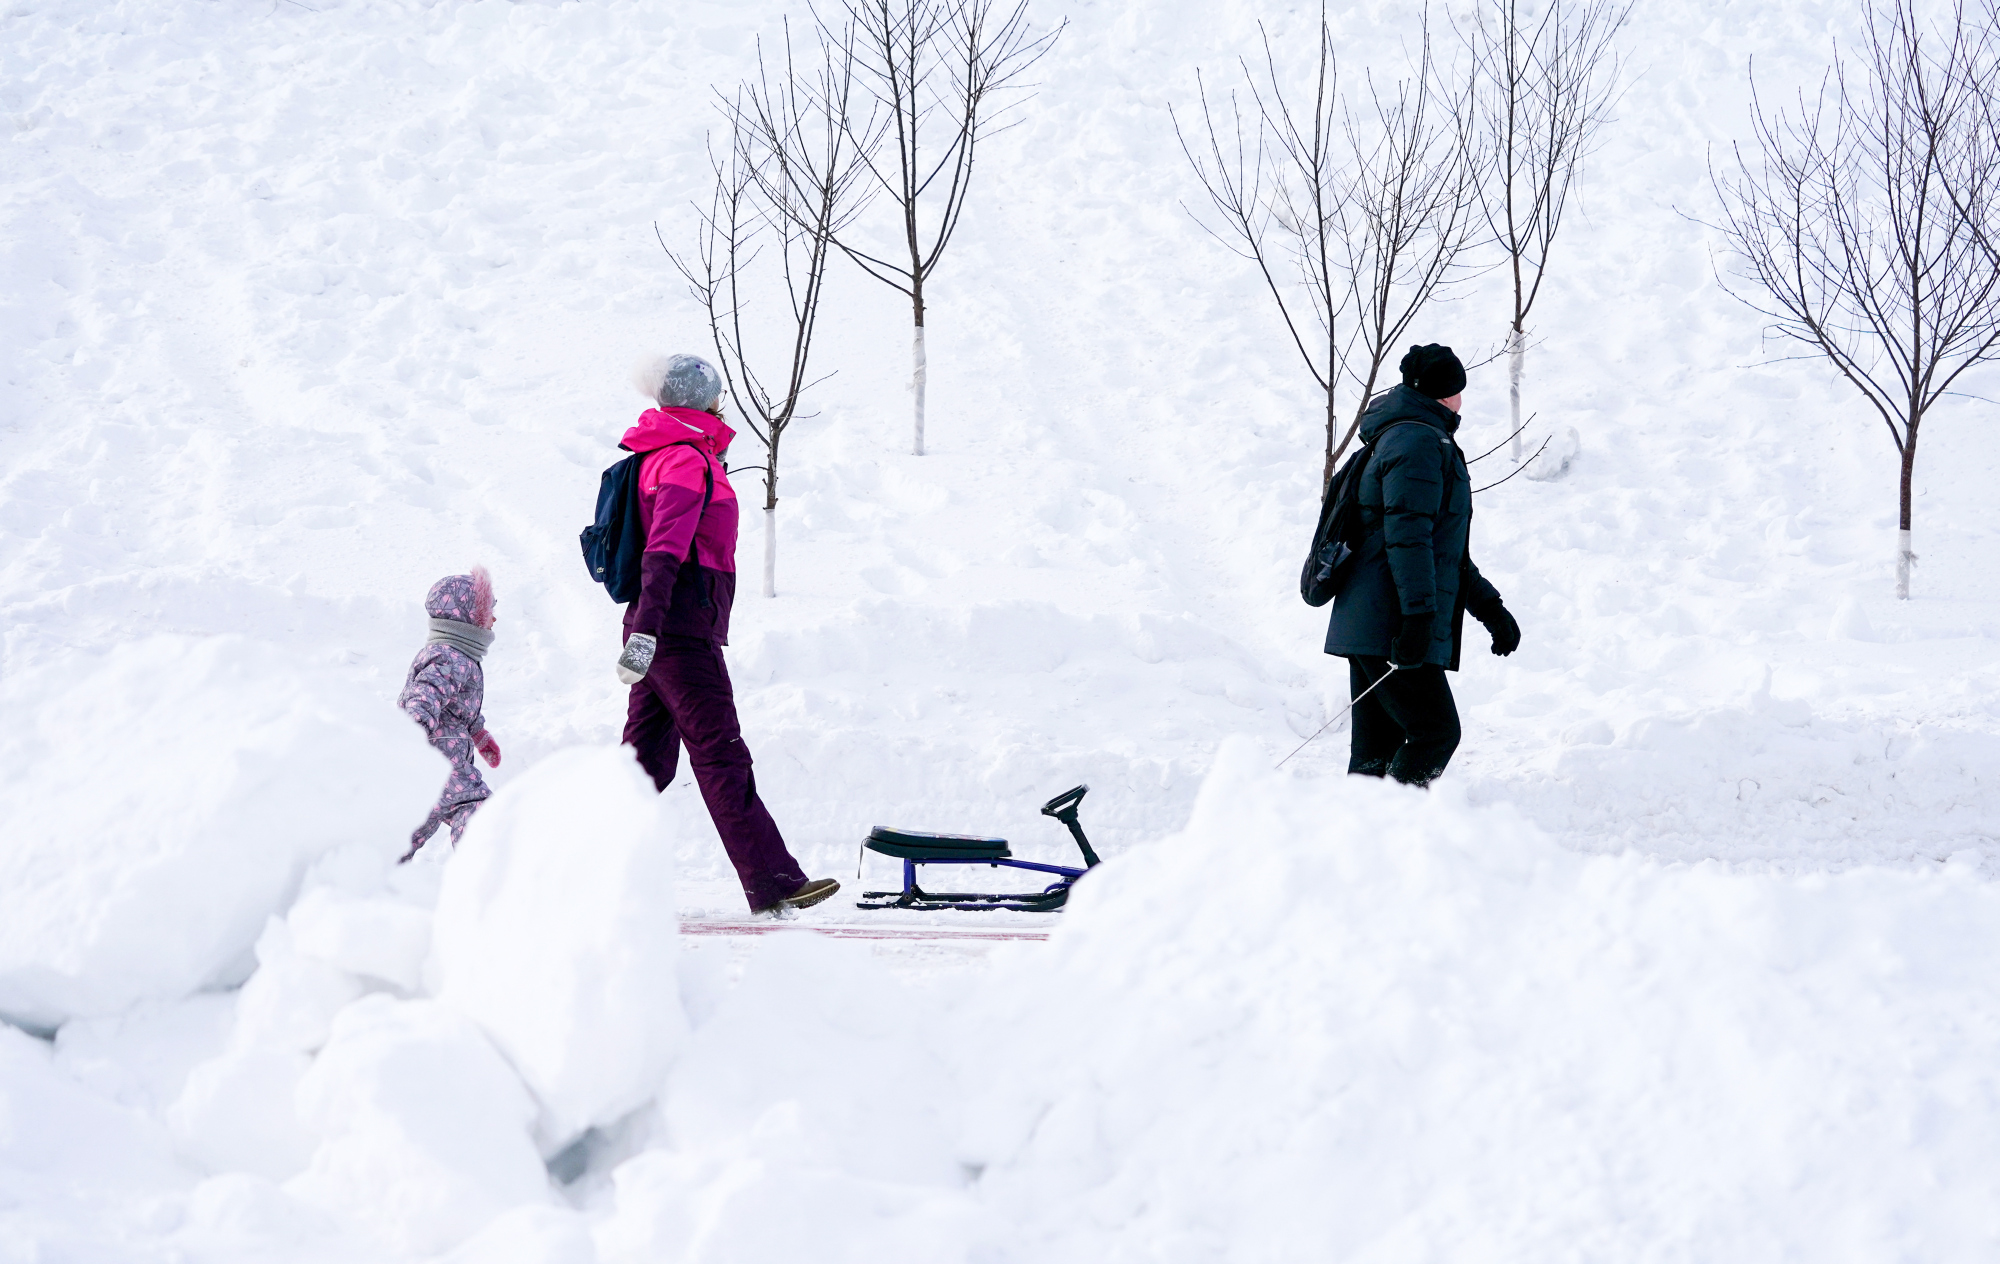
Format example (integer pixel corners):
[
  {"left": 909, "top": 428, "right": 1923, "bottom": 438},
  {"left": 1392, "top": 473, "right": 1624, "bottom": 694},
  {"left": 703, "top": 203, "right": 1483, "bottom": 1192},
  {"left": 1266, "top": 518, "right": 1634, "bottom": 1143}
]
[{"left": 1322, "top": 386, "right": 1501, "bottom": 670}]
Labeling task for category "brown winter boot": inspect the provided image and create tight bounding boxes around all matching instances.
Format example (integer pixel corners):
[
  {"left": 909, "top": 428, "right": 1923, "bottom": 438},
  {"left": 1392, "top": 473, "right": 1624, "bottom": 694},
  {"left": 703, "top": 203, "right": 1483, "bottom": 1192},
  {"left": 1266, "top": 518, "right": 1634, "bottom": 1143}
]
[{"left": 780, "top": 878, "right": 840, "bottom": 911}]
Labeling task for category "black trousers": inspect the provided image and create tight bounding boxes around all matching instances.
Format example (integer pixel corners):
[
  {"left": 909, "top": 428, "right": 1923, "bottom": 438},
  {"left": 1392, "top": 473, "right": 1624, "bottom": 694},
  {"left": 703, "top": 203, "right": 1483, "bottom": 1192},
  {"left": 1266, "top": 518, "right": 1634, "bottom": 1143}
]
[{"left": 1346, "top": 657, "right": 1461, "bottom": 787}]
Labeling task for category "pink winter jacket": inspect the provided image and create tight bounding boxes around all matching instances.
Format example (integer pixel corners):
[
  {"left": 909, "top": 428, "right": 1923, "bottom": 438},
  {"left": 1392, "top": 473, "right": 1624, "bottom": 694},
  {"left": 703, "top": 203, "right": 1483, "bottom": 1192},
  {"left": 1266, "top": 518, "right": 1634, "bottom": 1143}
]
[{"left": 621, "top": 406, "right": 740, "bottom": 644}]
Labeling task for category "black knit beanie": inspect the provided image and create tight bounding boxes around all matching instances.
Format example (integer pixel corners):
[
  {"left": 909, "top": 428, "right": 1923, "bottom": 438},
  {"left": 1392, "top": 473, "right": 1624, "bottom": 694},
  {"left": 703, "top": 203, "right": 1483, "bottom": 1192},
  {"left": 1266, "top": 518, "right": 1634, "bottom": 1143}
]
[{"left": 1399, "top": 343, "right": 1466, "bottom": 400}]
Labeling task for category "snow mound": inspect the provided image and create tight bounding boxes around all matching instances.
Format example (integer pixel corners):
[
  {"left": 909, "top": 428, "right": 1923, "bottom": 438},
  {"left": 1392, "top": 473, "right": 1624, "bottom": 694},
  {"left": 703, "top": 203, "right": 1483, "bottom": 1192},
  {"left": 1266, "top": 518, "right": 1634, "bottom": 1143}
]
[
  {"left": 288, "top": 886, "right": 434, "bottom": 993},
  {"left": 429, "top": 746, "right": 685, "bottom": 1155},
  {"left": 438, "top": 1203, "right": 597, "bottom": 1264},
  {"left": 0, "top": 635, "right": 440, "bottom": 1030},
  {"left": 173, "top": 1044, "right": 317, "bottom": 1181},
  {"left": 660, "top": 934, "right": 961, "bottom": 1187},
  {"left": 593, "top": 933, "right": 991, "bottom": 1264},
  {"left": 288, "top": 995, "right": 549, "bottom": 1257},
  {"left": 955, "top": 737, "right": 2000, "bottom": 1258},
  {"left": 0, "top": 1023, "right": 187, "bottom": 1221},
  {"left": 1533, "top": 696, "right": 2000, "bottom": 862}
]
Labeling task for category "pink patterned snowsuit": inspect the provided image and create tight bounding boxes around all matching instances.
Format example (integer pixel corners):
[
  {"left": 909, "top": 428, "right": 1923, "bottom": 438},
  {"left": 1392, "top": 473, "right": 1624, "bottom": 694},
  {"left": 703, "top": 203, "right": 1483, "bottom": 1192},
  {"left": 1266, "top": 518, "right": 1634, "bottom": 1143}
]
[{"left": 399, "top": 572, "right": 495, "bottom": 856}]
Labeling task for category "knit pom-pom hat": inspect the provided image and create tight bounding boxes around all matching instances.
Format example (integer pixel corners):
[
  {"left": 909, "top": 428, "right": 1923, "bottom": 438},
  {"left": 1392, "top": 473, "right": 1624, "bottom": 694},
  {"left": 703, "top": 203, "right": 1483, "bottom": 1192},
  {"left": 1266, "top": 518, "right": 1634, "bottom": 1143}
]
[
  {"left": 425, "top": 566, "right": 495, "bottom": 629},
  {"left": 633, "top": 353, "right": 722, "bottom": 411}
]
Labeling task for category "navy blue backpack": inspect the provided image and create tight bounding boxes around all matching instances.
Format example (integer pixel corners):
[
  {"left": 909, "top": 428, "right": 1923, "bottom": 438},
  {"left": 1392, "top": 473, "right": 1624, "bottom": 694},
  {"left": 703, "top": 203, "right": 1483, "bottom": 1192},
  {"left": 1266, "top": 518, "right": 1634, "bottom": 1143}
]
[
  {"left": 580, "top": 443, "right": 712, "bottom": 604},
  {"left": 580, "top": 452, "right": 649, "bottom": 604}
]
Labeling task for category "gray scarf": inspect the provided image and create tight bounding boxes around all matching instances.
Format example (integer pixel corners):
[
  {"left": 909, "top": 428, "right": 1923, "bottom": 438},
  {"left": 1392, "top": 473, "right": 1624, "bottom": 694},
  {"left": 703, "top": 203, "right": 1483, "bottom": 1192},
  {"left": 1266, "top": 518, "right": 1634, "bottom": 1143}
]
[{"left": 427, "top": 618, "right": 494, "bottom": 662}]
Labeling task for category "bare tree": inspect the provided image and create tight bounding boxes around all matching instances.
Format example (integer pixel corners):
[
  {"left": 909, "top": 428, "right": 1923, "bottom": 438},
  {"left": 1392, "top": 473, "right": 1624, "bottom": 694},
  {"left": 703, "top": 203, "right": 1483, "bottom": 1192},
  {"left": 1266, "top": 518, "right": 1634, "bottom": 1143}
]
[
  {"left": 1173, "top": 28, "right": 1348, "bottom": 488},
  {"left": 1176, "top": 7, "right": 1480, "bottom": 489},
  {"left": 1463, "top": 0, "right": 1631, "bottom": 463},
  {"left": 664, "top": 28, "right": 873, "bottom": 598},
  {"left": 817, "top": 0, "right": 1062, "bottom": 455},
  {"left": 1709, "top": 0, "right": 2000, "bottom": 599},
  {"left": 1333, "top": 33, "right": 1483, "bottom": 469}
]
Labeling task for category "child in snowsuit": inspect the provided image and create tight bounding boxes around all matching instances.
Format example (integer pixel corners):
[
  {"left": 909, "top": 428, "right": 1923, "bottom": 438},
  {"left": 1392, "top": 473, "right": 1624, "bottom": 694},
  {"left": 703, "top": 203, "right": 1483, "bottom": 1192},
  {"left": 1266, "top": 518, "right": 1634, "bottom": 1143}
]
[{"left": 398, "top": 567, "right": 503, "bottom": 860}]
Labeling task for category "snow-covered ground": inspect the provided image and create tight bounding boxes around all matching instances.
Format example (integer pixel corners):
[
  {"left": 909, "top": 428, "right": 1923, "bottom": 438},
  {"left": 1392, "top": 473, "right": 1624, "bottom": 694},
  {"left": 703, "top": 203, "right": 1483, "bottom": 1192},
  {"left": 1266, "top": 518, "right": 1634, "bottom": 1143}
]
[{"left": 4, "top": 0, "right": 1999, "bottom": 1259}]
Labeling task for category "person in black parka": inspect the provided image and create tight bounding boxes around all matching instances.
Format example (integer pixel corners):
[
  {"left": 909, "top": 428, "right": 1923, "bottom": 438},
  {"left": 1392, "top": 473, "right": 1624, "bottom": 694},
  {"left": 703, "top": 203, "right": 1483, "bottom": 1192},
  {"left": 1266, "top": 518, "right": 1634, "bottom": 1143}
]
[{"left": 1324, "top": 344, "right": 1522, "bottom": 786}]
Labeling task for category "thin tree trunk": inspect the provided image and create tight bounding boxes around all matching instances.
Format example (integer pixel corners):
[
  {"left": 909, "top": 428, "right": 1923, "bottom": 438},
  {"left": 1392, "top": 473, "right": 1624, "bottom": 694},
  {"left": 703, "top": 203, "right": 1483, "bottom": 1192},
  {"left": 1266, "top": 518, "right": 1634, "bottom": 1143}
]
[
  {"left": 909, "top": 171, "right": 927, "bottom": 457},
  {"left": 1508, "top": 324, "right": 1525, "bottom": 463},
  {"left": 1322, "top": 384, "right": 1338, "bottom": 489},
  {"left": 1897, "top": 436, "right": 1917, "bottom": 599}
]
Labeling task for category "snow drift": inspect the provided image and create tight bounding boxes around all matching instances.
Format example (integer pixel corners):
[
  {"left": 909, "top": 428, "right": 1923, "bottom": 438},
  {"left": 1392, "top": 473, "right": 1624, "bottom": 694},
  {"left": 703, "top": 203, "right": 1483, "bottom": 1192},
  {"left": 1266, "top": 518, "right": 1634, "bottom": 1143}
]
[
  {"left": 0, "top": 635, "right": 440, "bottom": 1030},
  {"left": 430, "top": 745, "right": 686, "bottom": 1155},
  {"left": 288, "top": 995, "right": 550, "bottom": 1257},
  {"left": 947, "top": 739, "right": 2000, "bottom": 1259}
]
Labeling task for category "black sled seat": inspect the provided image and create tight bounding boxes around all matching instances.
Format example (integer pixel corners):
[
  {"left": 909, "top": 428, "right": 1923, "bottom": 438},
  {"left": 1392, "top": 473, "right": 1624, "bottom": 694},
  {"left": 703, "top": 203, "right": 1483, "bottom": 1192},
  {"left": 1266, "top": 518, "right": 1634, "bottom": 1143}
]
[
  {"left": 864, "top": 827, "right": 1010, "bottom": 861},
  {"left": 857, "top": 786, "right": 1099, "bottom": 913}
]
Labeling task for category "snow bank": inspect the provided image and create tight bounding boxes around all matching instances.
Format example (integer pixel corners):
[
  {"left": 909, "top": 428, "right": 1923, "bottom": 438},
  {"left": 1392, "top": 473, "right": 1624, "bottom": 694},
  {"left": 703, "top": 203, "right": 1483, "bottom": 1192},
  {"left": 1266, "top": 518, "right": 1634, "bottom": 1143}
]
[
  {"left": 169, "top": 893, "right": 428, "bottom": 1181},
  {"left": 437, "top": 1204, "right": 596, "bottom": 1264},
  {"left": 0, "top": 635, "right": 440, "bottom": 1030},
  {"left": 430, "top": 746, "right": 685, "bottom": 1155},
  {"left": 0, "top": 1023, "right": 188, "bottom": 1216},
  {"left": 661, "top": 934, "right": 960, "bottom": 1187},
  {"left": 1535, "top": 696, "right": 2000, "bottom": 862},
  {"left": 288, "top": 996, "right": 549, "bottom": 1257},
  {"left": 592, "top": 934, "right": 990, "bottom": 1264},
  {"left": 950, "top": 739, "right": 2000, "bottom": 1259}
]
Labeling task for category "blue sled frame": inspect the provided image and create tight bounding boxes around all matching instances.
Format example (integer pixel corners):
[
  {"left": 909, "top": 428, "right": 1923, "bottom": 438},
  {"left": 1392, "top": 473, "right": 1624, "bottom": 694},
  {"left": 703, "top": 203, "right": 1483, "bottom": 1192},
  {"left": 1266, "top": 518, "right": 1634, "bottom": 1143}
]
[{"left": 857, "top": 785, "right": 1102, "bottom": 912}]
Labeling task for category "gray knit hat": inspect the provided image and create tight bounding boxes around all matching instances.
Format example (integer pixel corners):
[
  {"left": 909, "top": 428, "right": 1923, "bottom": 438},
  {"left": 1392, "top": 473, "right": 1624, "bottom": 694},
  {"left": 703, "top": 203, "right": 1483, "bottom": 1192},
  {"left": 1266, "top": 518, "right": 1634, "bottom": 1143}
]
[{"left": 635, "top": 353, "right": 723, "bottom": 410}]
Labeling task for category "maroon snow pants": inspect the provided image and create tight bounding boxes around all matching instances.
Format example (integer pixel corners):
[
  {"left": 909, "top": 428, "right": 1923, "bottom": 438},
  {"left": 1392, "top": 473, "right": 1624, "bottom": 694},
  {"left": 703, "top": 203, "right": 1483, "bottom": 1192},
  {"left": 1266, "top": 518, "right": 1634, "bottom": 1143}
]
[{"left": 622, "top": 634, "right": 808, "bottom": 912}]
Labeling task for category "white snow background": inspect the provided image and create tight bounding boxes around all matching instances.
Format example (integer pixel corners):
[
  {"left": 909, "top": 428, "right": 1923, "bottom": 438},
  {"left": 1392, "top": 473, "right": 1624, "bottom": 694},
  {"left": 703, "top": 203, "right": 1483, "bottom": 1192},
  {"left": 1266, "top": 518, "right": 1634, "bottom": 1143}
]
[{"left": 4, "top": 0, "right": 2000, "bottom": 1259}]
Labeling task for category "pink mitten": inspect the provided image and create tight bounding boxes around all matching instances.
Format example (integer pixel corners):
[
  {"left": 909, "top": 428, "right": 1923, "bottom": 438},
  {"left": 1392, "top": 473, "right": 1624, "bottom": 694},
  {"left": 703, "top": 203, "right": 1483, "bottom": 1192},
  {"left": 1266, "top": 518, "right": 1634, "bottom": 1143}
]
[{"left": 473, "top": 730, "right": 502, "bottom": 768}]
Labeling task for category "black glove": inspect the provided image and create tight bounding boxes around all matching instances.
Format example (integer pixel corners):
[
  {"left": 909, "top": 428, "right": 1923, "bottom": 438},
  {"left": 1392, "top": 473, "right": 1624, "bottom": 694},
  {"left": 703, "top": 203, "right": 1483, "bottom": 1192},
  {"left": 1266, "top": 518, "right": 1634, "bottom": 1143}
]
[
  {"left": 1391, "top": 609, "right": 1436, "bottom": 667},
  {"left": 1467, "top": 597, "right": 1521, "bottom": 656}
]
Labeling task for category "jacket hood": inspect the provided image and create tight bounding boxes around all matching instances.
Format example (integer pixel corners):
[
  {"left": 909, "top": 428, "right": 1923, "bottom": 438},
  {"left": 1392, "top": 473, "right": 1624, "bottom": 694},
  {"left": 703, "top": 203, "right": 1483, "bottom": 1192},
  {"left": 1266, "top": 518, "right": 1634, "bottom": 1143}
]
[
  {"left": 1359, "top": 384, "right": 1461, "bottom": 442},
  {"left": 622, "top": 406, "right": 735, "bottom": 458},
  {"left": 425, "top": 567, "right": 494, "bottom": 628}
]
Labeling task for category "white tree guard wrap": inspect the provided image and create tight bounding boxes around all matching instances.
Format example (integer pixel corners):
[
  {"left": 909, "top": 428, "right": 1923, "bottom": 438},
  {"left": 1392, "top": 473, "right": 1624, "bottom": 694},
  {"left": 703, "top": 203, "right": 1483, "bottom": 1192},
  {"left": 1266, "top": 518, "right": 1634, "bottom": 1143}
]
[
  {"left": 763, "top": 504, "right": 777, "bottom": 599},
  {"left": 912, "top": 325, "right": 928, "bottom": 456},
  {"left": 1509, "top": 326, "right": 1526, "bottom": 464}
]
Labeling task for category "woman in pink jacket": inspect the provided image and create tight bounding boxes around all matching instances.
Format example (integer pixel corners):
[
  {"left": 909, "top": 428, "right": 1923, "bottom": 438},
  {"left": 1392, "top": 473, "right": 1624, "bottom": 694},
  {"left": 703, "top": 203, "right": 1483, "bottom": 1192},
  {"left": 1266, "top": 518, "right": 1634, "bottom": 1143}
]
[{"left": 614, "top": 354, "right": 838, "bottom": 914}]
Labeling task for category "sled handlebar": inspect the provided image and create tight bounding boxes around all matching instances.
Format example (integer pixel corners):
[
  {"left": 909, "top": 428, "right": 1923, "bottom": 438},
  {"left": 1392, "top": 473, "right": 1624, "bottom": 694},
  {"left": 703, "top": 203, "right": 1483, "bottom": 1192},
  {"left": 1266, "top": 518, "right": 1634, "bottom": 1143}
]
[
  {"left": 1040, "top": 785, "right": 1099, "bottom": 869},
  {"left": 1040, "top": 784, "right": 1088, "bottom": 819}
]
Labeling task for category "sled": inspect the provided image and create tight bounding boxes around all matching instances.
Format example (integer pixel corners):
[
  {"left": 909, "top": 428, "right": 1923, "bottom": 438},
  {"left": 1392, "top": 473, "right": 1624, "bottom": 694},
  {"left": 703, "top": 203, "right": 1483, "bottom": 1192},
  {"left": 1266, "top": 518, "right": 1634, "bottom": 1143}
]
[{"left": 857, "top": 785, "right": 1102, "bottom": 912}]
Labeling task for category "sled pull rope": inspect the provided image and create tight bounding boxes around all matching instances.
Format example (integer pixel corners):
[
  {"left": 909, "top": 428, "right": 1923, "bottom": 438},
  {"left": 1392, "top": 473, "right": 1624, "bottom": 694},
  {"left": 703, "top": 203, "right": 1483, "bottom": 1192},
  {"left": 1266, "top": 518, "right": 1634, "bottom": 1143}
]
[{"left": 1275, "top": 665, "right": 1404, "bottom": 770}]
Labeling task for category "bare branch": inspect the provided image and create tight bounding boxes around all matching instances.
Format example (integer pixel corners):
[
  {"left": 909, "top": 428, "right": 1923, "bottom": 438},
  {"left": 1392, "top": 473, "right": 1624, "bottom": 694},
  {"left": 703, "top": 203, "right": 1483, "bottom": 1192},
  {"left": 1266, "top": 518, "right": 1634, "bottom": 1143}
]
[
  {"left": 1176, "top": 4, "right": 1480, "bottom": 488},
  {"left": 1471, "top": 436, "right": 1550, "bottom": 491},
  {"left": 663, "top": 21, "right": 875, "bottom": 595}
]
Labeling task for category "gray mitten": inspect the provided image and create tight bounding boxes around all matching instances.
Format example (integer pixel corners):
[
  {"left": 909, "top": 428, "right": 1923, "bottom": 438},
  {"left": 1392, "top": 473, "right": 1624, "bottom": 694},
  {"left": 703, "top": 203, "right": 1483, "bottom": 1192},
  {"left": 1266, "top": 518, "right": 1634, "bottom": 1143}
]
[{"left": 616, "top": 633, "right": 657, "bottom": 685}]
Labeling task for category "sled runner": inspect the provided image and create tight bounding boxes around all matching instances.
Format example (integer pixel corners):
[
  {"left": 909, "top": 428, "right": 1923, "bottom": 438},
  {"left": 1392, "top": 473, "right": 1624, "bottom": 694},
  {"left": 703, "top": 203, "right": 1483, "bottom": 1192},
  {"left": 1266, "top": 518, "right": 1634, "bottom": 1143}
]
[{"left": 857, "top": 785, "right": 1102, "bottom": 912}]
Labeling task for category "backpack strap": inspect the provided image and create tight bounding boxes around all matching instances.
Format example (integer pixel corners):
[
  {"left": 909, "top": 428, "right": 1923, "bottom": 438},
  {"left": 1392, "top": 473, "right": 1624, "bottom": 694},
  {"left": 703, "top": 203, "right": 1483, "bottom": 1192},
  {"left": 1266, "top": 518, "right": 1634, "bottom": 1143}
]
[
  {"left": 1368, "top": 420, "right": 1427, "bottom": 448},
  {"left": 636, "top": 438, "right": 716, "bottom": 554},
  {"left": 635, "top": 438, "right": 716, "bottom": 506}
]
